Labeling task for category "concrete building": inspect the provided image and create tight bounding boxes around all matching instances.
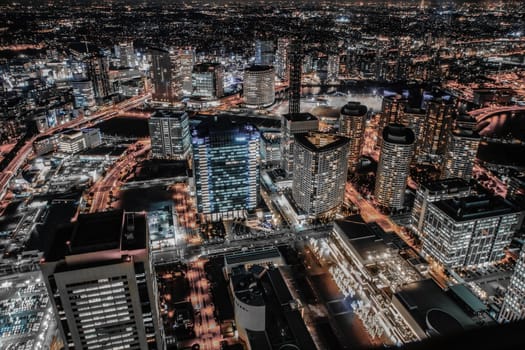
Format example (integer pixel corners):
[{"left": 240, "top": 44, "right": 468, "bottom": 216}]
[
  {"left": 40, "top": 210, "right": 165, "bottom": 350},
  {"left": 339, "top": 101, "right": 368, "bottom": 170},
  {"left": 374, "top": 124, "right": 415, "bottom": 211},
  {"left": 378, "top": 95, "right": 407, "bottom": 145},
  {"left": 288, "top": 39, "right": 302, "bottom": 115},
  {"left": 191, "top": 63, "right": 224, "bottom": 99},
  {"left": 410, "top": 178, "right": 471, "bottom": 238},
  {"left": 150, "top": 47, "right": 176, "bottom": 103},
  {"left": 419, "top": 97, "right": 455, "bottom": 162},
  {"left": 441, "top": 126, "right": 480, "bottom": 181},
  {"left": 192, "top": 117, "right": 259, "bottom": 221},
  {"left": 260, "top": 131, "right": 281, "bottom": 168},
  {"left": 243, "top": 65, "right": 275, "bottom": 108},
  {"left": 275, "top": 38, "right": 289, "bottom": 80},
  {"left": 292, "top": 132, "right": 350, "bottom": 218},
  {"left": 58, "top": 129, "right": 101, "bottom": 154},
  {"left": 280, "top": 113, "right": 318, "bottom": 177},
  {"left": 421, "top": 195, "right": 523, "bottom": 268},
  {"left": 499, "top": 246, "right": 525, "bottom": 322},
  {"left": 148, "top": 110, "right": 191, "bottom": 160},
  {"left": 254, "top": 40, "right": 274, "bottom": 66},
  {"left": 71, "top": 79, "right": 96, "bottom": 109},
  {"left": 85, "top": 54, "right": 111, "bottom": 101}
]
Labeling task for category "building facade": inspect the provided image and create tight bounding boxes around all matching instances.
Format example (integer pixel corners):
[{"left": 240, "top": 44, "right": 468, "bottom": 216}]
[
  {"left": 192, "top": 117, "right": 260, "bottom": 221},
  {"left": 441, "top": 126, "right": 480, "bottom": 181},
  {"left": 150, "top": 47, "right": 176, "bottom": 103},
  {"left": 280, "top": 113, "right": 318, "bottom": 177},
  {"left": 191, "top": 63, "right": 224, "bottom": 99},
  {"left": 292, "top": 132, "right": 350, "bottom": 218},
  {"left": 421, "top": 195, "right": 523, "bottom": 268},
  {"left": 499, "top": 246, "right": 525, "bottom": 322},
  {"left": 243, "top": 65, "right": 275, "bottom": 108},
  {"left": 339, "top": 101, "right": 368, "bottom": 170},
  {"left": 40, "top": 211, "right": 165, "bottom": 350},
  {"left": 374, "top": 124, "right": 415, "bottom": 211},
  {"left": 148, "top": 110, "right": 191, "bottom": 160}
]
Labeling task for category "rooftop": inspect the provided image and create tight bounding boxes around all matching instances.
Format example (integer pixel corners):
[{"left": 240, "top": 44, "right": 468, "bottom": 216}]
[
  {"left": 295, "top": 132, "right": 349, "bottom": 153},
  {"left": 434, "top": 194, "right": 520, "bottom": 222},
  {"left": 341, "top": 101, "right": 368, "bottom": 116},
  {"left": 382, "top": 123, "right": 415, "bottom": 145},
  {"left": 150, "top": 109, "right": 188, "bottom": 120},
  {"left": 193, "top": 62, "right": 222, "bottom": 73},
  {"left": 282, "top": 112, "right": 318, "bottom": 122},
  {"left": 246, "top": 65, "right": 273, "bottom": 72},
  {"left": 420, "top": 178, "right": 471, "bottom": 194}
]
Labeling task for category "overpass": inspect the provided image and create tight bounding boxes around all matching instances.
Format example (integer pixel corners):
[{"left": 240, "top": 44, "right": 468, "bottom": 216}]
[{"left": 120, "top": 176, "right": 188, "bottom": 190}]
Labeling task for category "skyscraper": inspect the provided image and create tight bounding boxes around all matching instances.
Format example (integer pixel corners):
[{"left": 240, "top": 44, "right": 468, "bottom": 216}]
[
  {"left": 275, "top": 38, "right": 290, "bottom": 81},
  {"left": 118, "top": 41, "right": 135, "bottom": 68},
  {"left": 339, "top": 102, "right": 368, "bottom": 170},
  {"left": 174, "top": 47, "right": 195, "bottom": 96},
  {"left": 280, "top": 113, "right": 318, "bottom": 177},
  {"left": 378, "top": 95, "right": 407, "bottom": 143},
  {"left": 148, "top": 110, "right": 191, "bottom": 160},
  {"left": 292, "top": 132, "right": 350, "bottom": 218},
  {"left": 192, "top": 63, "right": 224, "bottom": 99},
  {"left": 441, "top": 126, "right": 480, "bottom": 181},
  {"left": 419, "top": 97, "right": 455, "bottom": 162},
  {"left": 374, "top": 124, "right": 415, "bottom": 211},
  {"left": 243, "top": 65, "right": 275, "bottom": 108},
  {"left": 192, "top": 117, "right": 260, "bottom": 221},
  {"left": 499, "top": 246, "right": 525, "bottom": 322},
  {"left": 40, "top": 210, "right": 165, "bottom": 350},
  {"left": 288, "top": 39, "right": 302, "bottom": 115},
  {"left": 421, "top": 195, "right": 522, "bottom": 268},
  {"left": 150, "top": 47, "right": 176, "bottom": 103},
  {"left": 255, "top": 40, "right": 275, "bottom": 66},
  {"left": 86, "top": 54, "right": 111, "bottom": 100}
]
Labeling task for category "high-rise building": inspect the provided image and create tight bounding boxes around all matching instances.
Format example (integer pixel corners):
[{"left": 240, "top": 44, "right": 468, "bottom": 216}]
[
  {"left": 86, "top": 54, "right": 111, "bottom": 100},
  {"left": 192, "top": 117, "right": 260, "bottom": 221},
  {"left": 280, "top": 113, "right": 318, "bottom": 177},
  {"left": 40, "top": 210, "right": 165, "bottom": 350},
  {"left": 374, "top": 124, "right": 415, "bottom": 211},
  {"left": 418, "top": 97, "right": 455, "bottom": 162},
  {"left": 288, "top": 39, "right": 302, "bottom": 115},
  {"left": 192, "top": 63, "right": 224, "bottom": 99},
  {"left": 410, "top": 178, "right": 471, "bottom": 238},
  {"left": 243, "top": 65, "right": 275, "bottom": 108},
  {"left": 174, "top": 47, "right": 195, "bottom": 96},
  {"left": 339, "top": 102, "right": 368, "bottom": 170},
  {"left": 327, "top": 54, "right": 340, "bottom": 82},
  {"left": 275, "top": 38, "right": 290, "bottom": 80},
  {"left": 378, "top": 95, "right": 407, "bottom": 143},
  {"left": 148, "top": 110, "right": 191, "bottom": 160},
  {"left": 118, "top": 42, "right": 135, "bottom": 68},
  {"left": 401, "top": 107, "right": 427, "bottom": 160},
  {"left": 441, "top": 126, "right": 480, "bottom": 181},
  {"left": 499, "top": 246, "right": 525, "bottom": 322},
  {"left": 254, "top": 40, "right": 275, "bottom": 66},
  {"left": 150, "top": 47, "right": 176, "bottom": 103},
  {"left": 292, "top": 132, "right": 350, "bottom": 218},
  {"left": 421, "top": 195, "right": 523, "bottom": 268}
]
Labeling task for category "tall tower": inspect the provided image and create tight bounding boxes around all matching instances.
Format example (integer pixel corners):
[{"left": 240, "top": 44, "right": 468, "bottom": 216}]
[
  {"left": 280, "top": 113, "right": 318, "bottom": 177},
  {"left": 499, "top": 246, "right": 525, "bottom": 322},
  {"left": 288, "top": 38, "right": 302, "bottom": 115},
  {"left": 292, "top": 132, "right": 350, "bottom": 218},
  {"left": 275, "top": 38, "right": 290, "bottom": 81},
  {"left": 441, "top": 126, "right": 480, "bottom": 181},
  {"left": 40, "top": 211, "right": 166, "bottom": 350},
  {"left": 150, "top": 47, "right": 176, "bottom": 103},
  {"left": 255, "top": 40, "right": 275, "bottom": 66},
  {"left": 374, "top": 124, "right": 415, "bottom": 211},
  {"left": 339, "top": 102, "right": 368, "bottom": 170},
  {"left": 148, "top": 110, "right": 191, "bottom": 160},
  {"left": 192, "top": 63, "right": 224, "bottom": 99},
  {"left": 419, "top": 97, "right": 455, "bottom": 162},
  {"left": 192, "top": 117, "right": 260, "bottom": 222}
]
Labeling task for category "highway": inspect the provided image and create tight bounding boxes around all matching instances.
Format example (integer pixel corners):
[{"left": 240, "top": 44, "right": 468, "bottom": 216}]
[{"left": 0, "top": 93, "right": 151, "bottom": 201}]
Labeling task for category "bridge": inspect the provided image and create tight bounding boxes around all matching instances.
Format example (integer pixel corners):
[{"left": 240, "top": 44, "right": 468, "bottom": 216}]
[
  {"left": 120, "top": 176, "right": 188, "bottom": 190},
  {"left": 468, "top": 105, "right": 525, "bottom": 137}
]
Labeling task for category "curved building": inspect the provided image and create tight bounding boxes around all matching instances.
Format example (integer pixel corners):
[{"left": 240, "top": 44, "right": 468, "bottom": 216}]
[
  {"left": 339, "top": 102, "right": 368, "bottom": 170},
  {"left": 243, "top": 65, "right": 275, "bottom": 108},
  {"left": 375, "top": 124, "right": 415, "bottom": 211},
  {"left": 292, "top": 132, "right": 350, "bottom": 218},
  {"left": 441, "top": 126, "right": 480, "bottom": 181}
]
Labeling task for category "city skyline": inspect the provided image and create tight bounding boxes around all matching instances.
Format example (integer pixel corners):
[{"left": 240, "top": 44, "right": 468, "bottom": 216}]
[{"left": 0, "top": 1, "right": 525, "bottom": 350}]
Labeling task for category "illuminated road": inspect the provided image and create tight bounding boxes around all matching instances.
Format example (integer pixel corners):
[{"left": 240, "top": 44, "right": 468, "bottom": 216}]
[
  {"left": 88, "top": 140, "right": 151, "bottom": 213},
  {"left": 0, "top": 93, "right": 151, "bottom": 202}
]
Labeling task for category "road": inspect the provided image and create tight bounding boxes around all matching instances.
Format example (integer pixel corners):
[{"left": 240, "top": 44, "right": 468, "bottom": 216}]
[
  {"left": 88, "top": 140, "right": 151, "bottom": 213},
  {"left": 0, "top": 93, "right": 151, "bottom": 201}
]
